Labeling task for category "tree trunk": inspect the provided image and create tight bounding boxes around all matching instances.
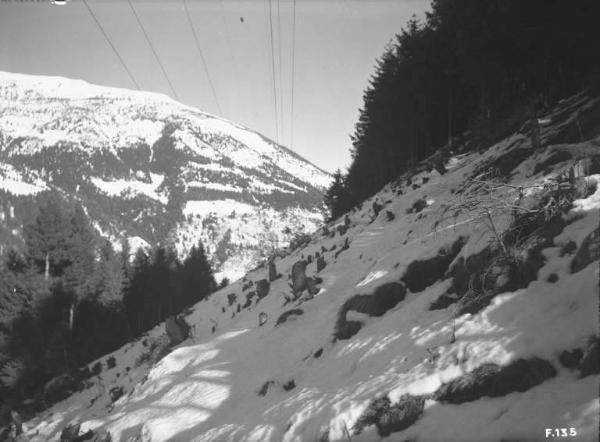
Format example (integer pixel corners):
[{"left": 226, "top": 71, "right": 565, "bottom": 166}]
[
  {"left": 69, "top": 302, "right": 75, "bottom": 331},
  {"left": 44, "top": 253, "right": 50, "bottom": 281}
]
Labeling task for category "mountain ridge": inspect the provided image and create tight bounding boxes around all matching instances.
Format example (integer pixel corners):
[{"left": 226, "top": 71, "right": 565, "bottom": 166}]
[{"left": 0, "top": 71, "right": 331, "bottom": 281}]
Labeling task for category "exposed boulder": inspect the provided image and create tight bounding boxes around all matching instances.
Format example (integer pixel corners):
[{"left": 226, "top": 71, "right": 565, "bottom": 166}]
[
  {"left": 258, "top": 312, "right": 268, "bottom": 326},
  {"left": 306, "top": 277, "right": 320, "bottom": 296},
  {"left": 109, "top": 386, "right": 124, "bottom": 403},
  {"left": 401, "top": 236, "right": 467, "bottom": 293},
  {"left": 60, "top": 423, "right": 81, "bottom": 442},
  {"left": 316, "top": 256, "right": 326, "bottom": 273},
  {"left": 434, "top": 357, "right": 556, "bottom": 404},
  {"left": 256, "top": 279, "right": 270, "bottom": 300},
  {"left": 570, "top": 229, "right": 600, "bottom": 273},
  {"left": 165, "top": 315, "right": 190, "bottom": 346},
  {"left": 559, "top": 348, "right": 584, "bottom": 370},
  {"left": 385, "top": 210, "right": 395, "bottom": 221},
  {"left": 268, "top": 260, "right": 280, "bottom": 282},
  {"left": 291, "top": 260, "right": 308, "bottom": 298},
  {"left": 275, "top": 309, "right": 304, "bottom": 326},
  {"left": 333, "top": 282, "right": 407, "bottom": 341},
  {"left": 372, "top": 199, "right": 383, "bottom": 218},
  {"left": 406, "top": 198, "right": 427, "bottom": 214},
  {"left": 60, "top": 424, "right": 112, "bottom": 442}
]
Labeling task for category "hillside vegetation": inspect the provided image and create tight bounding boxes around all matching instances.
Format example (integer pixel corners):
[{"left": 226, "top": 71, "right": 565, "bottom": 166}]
[
  {"left": 326, "top": 0, "right": 600, "bottom": 218},
  {"left": 17, "top": 90, "right": 600, "bottom": 442}
]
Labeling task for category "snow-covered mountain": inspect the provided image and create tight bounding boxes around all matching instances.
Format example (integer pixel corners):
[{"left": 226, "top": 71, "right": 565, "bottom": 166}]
[
  {"left": 19, "top": 92, "right": 599, "bottom": 440},
  {"left": 0, "top": 71, "right": 331, "bottom": 281}
]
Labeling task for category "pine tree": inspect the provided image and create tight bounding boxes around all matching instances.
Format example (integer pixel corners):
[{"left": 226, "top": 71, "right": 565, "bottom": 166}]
[
  {"left": 23, "top": 193, "right": 72, "bottom": 280},
  {"left": 180, "top": 241, "right": 216, "bottom": 310}
]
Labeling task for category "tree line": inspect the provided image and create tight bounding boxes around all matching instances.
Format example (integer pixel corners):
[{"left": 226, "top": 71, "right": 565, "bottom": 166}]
[
  {"left": 0, "top": 191, "right": 217, "bottom": 410},
  {"left": 325, "top": 0, "right": 600, "bottom": 219}
]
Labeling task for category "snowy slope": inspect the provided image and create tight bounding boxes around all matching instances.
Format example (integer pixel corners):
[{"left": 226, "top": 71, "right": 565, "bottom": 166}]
[
  {"left": 0, "top": 71, "right": 330, "bottom": 280},
  {"left": 21, "top": 94, "right": 599, "bottom": 441}
]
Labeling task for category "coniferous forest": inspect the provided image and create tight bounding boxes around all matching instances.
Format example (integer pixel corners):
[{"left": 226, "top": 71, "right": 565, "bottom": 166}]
[
  {"left": 325, "top": 0, "right": 600, "bottom": 219},
  {"left": 0, "top": 191, "right": 216, "bottom": 409}
]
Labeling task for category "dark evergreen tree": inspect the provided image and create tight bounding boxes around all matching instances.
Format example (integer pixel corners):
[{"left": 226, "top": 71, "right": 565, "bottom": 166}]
[{"left": 180, "top": 241, "right": 216, "bottom": 310}]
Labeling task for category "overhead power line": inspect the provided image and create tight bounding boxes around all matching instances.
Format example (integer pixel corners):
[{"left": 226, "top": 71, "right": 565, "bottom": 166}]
[
  {"left": 277, "top": 0, "right": 284, "bottom": 145},
  {"left": 183, "top": 0, "right": 223, "bottom": 115},
  {"left": 82, "top": 0, "right": 140, "bottom": 90},
  {"left": 267, "top": 0, "right": 280, "bottom": 144},
  {"left": 290, "top": 0, "right": 297, "bottom": 150},
  {"left": 127, "top": 0, "right": 180, "bottom": 101}
]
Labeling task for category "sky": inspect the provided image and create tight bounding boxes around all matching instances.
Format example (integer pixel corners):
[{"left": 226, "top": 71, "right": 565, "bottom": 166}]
[{"left": 0, "top": 0, "right": 431, "bottom": 173}]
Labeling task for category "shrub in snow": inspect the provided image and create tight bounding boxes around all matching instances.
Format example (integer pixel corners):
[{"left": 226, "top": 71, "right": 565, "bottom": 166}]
[
  {"left": 227, "top": 293, "right": 237, "bottom": 306},
  {"left": 401, "top": 236, "right": 467, "bottom": 293},
  {"left": 242, "top": 292, "right": 256, "bottom": 309},
  {"left": 406, "top": 198, "right": 427, "bottom": 214},
  {"left": 289, "top": 232, "right": 311, "bottom": 251},
  {"left": 165, "top": 315, "right": 190, "bottom": 345},
  {"left": 433, "top": 357, "right": 556, "bottom": 404},
  {"left": 74, "top": 366, "right": 92, "bottom": 383},
  {"left": 91, "top": 362, "right": 103, "bottom": 376},
  {"left": 352, "top": 394, "right": 425, "bottom": 437},
  {"left": 283, "top": 380, "right": 296, "bottom": 391},
  {"left": 135, "top": 336, "right": 171, "bottom": 368},
  {"left": 334, "top": 237, "right": 350, "bottom": 259},
  {"left": 336, "top": 224, "right": 348, "bottom": 236},
  {"left": 313, "top": 348, "right": 323, "bottom": 358},
  {"left": 570, "top": 229, "right": 600, "bottom": 274},
  {"left": 372, "top": 199, "right": 383, "bottom": 218},
  {"left": 546, "top": 273, "right": 559, "bottom": 283},
  {"left": 258, "top": 380, "right": 274, "bottom": 396},
  {"left": 106, "top": 356, "right": 116, "bottom": 370},
  {"left": 275, "top": 309, "right": 304, "bottom": 326},
  {"left": 43, "top": 374, "right": 81, "bottom": 407}
]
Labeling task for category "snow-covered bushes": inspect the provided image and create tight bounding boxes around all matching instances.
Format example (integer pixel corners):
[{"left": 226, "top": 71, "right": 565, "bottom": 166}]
[
  {"left": 433, "top": 357, "right": 556, "bottom": 404},
  {"left": 352, "top": 394, "right": 425, "bottom": 437}
]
